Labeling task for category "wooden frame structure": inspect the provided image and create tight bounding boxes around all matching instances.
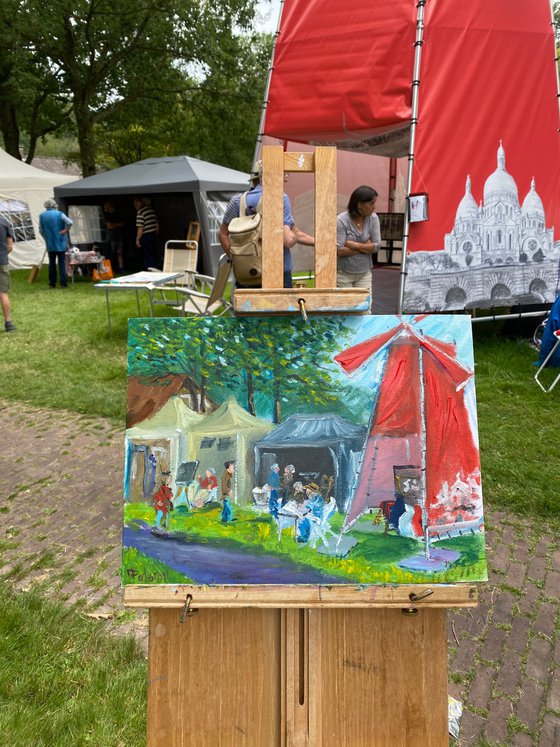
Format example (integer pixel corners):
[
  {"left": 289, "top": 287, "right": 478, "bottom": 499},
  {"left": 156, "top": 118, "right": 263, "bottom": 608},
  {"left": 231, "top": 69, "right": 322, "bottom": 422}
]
[
  {"left": 234, "top": 146, "right": 371, "bottom": 314},
  {"left": 132, "top": 146, "right": 482, "bottom": 745}
]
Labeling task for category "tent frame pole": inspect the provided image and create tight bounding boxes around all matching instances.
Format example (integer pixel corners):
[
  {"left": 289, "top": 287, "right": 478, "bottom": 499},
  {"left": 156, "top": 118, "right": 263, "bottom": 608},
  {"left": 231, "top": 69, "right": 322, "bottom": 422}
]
[
  {"left": 398, "top": 0, "right": 427, "bottom": 314},
  {"left": 418, "top": 342, "right": 430, "bottom": 560},
  {"left": 252, "top": 1, "right": 286, "bottom": 171}
]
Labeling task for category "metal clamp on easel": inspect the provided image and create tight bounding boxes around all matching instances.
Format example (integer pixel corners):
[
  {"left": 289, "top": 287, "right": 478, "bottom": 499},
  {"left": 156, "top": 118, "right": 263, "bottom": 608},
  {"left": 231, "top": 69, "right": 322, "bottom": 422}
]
[
  {"left": 179, "top": 593, "right": 199, "bottom": 623},
  {"left": 402, "top": 588, "right": 434, "bottom": 615}
]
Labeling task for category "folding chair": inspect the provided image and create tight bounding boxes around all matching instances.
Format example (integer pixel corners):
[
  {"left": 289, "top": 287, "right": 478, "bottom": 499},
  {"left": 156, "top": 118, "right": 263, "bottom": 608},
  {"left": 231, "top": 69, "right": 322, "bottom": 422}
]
[
  {"left": 534, "top": 329, "right": 560, "bottom": 392},
  {"left": 150, "top": 239, "right": 199, "bottom": 310},
  {"left": 171, "top": 254, "right": 233, "bottom": 316}
]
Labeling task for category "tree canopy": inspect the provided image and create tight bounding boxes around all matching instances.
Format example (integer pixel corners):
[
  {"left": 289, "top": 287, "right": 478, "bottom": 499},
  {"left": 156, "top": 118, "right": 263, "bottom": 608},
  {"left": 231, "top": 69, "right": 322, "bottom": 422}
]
[
  {"left": 1, "top": 0, "right": 271, "bottom": 174},
  {"left": 128, "top": 318, "right": 375, "bottom": 426}
]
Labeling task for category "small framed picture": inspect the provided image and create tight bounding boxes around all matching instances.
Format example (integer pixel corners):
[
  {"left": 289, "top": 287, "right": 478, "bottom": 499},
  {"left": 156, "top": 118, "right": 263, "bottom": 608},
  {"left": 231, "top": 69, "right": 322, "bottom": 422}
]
[{"left": 408, "top": 192, "right": 429, "bottom": 222}]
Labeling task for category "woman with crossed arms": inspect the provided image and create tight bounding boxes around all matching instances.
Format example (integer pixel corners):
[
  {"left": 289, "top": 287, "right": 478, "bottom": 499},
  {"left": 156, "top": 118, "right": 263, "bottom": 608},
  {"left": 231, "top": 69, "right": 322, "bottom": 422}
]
[{"left": 336, "top": 185, "right": 380, "bottom": 289}]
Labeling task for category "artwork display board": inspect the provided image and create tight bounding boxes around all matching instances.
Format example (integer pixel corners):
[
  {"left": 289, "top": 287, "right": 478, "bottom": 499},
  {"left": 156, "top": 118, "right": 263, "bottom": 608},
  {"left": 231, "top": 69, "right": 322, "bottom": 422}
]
[{"left": 123, "top": 314, "right": 487, "bottom": 604}]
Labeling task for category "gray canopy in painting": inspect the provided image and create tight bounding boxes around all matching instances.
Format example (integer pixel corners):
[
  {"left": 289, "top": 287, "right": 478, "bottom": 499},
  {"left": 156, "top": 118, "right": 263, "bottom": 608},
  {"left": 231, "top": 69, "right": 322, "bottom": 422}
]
[{"left": 254, "top": 414, "right": 367, "bottom": 509}]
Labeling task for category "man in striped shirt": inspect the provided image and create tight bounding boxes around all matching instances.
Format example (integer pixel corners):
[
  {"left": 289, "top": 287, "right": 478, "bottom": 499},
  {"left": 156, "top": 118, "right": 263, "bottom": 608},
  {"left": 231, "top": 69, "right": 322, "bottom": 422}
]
[{"left": 134, "top": 196, "right": 159, "bottom": 269}]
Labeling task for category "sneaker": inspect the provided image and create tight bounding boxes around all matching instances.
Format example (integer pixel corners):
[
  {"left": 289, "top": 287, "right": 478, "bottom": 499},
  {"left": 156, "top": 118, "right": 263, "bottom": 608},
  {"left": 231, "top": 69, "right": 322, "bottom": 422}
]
[{"left": 5, "top": 321, "right": 15, "bottom": 332}]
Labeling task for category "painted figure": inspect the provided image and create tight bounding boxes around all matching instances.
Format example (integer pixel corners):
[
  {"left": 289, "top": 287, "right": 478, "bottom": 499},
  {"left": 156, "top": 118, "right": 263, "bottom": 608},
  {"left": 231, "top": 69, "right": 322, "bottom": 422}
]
[
  {"left": 305, "top": 482, "right": 325, "bottom": 520},
  {"left": 197, "top": 468, "right": 218, "bottom": 504},
  {"left": 268, "top": 463, "right": 281, "bottom": 518},
  {"left": 220, "top": 461, "right": 235, "bottom": 523},
  {"left": 153, "top": 472, "right": 173, "bottom": 530},
  {"left": 280, "top": 464, "right": 296, "bottom": 505},
  {"left": 388, "top": 493, "right": 406, "bottom": 532}
]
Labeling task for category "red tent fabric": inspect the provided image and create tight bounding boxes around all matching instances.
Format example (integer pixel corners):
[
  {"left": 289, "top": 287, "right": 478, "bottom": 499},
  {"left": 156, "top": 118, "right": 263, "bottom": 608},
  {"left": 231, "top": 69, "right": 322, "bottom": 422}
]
[
  {"left": 265, "top": 0, "right": 416, "bottom": 146},
  {"left": 335, "top": 320, "right": 480, "bottom": 530}
]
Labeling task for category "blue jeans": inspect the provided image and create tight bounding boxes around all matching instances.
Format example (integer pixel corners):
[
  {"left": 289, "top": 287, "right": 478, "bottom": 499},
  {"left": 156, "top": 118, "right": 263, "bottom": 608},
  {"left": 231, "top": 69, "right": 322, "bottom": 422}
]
[{"left": 48, "top": 252, "right": 67, "bottom": 287}]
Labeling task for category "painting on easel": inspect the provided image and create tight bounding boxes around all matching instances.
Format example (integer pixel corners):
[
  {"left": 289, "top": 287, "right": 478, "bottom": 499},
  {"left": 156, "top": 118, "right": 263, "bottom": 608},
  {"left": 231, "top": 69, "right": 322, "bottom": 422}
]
[{"left": 123, "top": 315, "right": 487, "bottom": 587}]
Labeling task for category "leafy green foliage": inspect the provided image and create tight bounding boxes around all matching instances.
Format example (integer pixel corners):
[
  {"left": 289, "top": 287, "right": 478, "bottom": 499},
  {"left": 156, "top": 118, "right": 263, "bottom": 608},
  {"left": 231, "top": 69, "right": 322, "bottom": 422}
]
[
  {"left": 129, "top": 316, "right": 359, "bottom": 422},
  {"left": 2, "top": 0, "right": 266, "bottom": 174}
]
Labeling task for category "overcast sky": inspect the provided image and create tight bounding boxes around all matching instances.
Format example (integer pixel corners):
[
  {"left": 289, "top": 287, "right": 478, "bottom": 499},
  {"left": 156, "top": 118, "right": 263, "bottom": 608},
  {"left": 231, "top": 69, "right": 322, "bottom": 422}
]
[{"left": 256, "top": 0, "right": 281, "bottom": 33}]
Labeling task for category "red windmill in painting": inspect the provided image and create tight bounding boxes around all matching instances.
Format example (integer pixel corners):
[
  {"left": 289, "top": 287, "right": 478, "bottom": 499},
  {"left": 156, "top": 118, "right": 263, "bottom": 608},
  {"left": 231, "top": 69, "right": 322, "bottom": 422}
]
[{"left": 334, "top": 316, "right": 482, "bottom": 558}]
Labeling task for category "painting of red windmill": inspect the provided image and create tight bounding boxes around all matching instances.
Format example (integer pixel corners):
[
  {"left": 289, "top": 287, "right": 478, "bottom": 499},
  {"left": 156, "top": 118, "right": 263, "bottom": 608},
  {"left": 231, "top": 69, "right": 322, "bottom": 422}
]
[{"left": 335, "top": 315, "right": 486, "bottom": 576}]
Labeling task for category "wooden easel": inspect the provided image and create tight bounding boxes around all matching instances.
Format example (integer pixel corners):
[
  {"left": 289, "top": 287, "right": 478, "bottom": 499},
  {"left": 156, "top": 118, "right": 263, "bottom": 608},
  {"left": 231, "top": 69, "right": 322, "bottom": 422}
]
[
  {"left": 126, "top": 146, "right": 479, "bottom": 746},
  {"left": 234, "top": 146, "right": 370, "bottom": 314}
]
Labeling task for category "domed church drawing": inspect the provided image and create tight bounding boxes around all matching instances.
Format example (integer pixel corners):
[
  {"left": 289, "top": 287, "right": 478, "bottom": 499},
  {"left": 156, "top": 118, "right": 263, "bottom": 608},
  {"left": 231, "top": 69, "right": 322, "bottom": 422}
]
[{"left": 403, "top": 143, "right": 560, "bottom": 311}]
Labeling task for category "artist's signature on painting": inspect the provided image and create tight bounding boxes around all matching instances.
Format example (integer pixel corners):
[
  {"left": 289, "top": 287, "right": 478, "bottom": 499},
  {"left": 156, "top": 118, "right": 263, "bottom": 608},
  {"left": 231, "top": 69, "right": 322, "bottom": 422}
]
[{"left": 126, "top": 568, "right": 167, "bottom": 583}]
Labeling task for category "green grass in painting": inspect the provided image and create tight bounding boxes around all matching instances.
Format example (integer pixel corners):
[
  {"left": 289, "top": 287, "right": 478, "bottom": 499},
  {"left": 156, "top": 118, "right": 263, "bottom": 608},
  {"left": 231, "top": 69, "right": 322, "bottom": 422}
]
[
  {"left": 123, "top": 503, "right": 486, "bottom": 585},
  {"left": 0, "top": 581, "right": 146, "bottom": 747},
  {"left": 122, "top": 546, "right": 194, "bottom": 585}
]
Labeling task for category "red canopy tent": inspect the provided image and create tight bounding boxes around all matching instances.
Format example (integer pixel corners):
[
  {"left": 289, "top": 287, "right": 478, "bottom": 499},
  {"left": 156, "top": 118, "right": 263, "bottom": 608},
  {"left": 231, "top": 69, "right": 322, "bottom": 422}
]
[
  {"left": 263, "top": 0, "right": 560, "bottom": 313},
  {"left": 334, "top": 317, "right": 482, "bottom": 547}
]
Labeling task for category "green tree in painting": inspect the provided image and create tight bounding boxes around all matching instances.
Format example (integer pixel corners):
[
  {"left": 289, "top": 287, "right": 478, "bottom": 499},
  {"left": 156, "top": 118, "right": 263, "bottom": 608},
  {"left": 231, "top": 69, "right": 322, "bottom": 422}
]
[
  {"left": 129, "top": 318, "right": 359, "bottom": 423},
  {"left": 128, "top": 318, "right": 230, "bottom": 413}
]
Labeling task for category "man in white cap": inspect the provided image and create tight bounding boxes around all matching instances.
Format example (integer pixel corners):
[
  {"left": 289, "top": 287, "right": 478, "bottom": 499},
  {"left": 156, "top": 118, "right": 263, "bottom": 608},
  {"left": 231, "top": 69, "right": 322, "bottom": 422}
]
[
  {"left": 39, "top": 198, "right": 73, "bottom": 288},
  {"left": 219, "top": 160, "right": 314, "bottom": 288}
]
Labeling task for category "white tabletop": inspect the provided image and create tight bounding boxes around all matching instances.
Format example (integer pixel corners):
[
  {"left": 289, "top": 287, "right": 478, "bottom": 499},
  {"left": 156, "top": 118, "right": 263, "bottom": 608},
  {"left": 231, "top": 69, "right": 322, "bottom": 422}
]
[{"left": 95, "top": 271, "right": 182, "bottom": 289}]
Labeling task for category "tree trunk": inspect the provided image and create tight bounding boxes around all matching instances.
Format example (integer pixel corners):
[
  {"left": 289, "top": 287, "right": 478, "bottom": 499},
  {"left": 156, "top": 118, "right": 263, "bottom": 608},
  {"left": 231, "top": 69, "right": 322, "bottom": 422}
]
[
  {"left": 0, "top": 101, "right": 21, "bottom": 159},
  {"left": 273, "top": 377, "right": 281, "bottom": 424},
  {"left": 246, "top": 369, "right": 255, "bottom": 416},
  {"left": 73, "top": 97, "right": 97, "bottom": 176}
]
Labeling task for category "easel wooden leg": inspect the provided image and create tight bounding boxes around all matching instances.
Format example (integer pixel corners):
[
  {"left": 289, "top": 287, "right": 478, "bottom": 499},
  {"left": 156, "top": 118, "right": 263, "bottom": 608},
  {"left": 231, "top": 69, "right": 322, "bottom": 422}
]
[
  {"left": 147, "top": 607, "right": 448, "bottom": 746},
  {"left": 147, "top": 607, "right": 282, "bottom": 747}
]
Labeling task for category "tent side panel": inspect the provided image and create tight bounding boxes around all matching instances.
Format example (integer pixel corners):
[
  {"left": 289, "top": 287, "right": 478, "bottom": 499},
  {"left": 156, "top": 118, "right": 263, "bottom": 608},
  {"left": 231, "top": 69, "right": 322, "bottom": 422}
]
[
  {"left": 264, "top": 0, "right": 416, "bottom": 143},
  {"left": 404, "top": 0, "right": 560, "bottom": 310}
]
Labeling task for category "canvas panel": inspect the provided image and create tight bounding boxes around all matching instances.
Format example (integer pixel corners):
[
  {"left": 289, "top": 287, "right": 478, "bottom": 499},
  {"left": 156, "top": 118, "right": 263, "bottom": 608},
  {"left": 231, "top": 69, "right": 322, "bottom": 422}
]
[
  {"left": 123, "top": 315, "right": 486, "bottom": 590},
  {"left": 404, "top": 0, "right": 560, "bottom": 311}
]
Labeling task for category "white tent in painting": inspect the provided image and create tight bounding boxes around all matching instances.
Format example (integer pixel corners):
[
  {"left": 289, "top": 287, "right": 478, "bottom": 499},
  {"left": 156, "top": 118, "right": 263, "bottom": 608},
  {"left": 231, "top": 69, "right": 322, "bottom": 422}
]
[
  {"left": 125, "top": 396, "right": 204, "bottom": 500},
  {"left": 0, "top": 149, "right": 78, "bottom": 269}
]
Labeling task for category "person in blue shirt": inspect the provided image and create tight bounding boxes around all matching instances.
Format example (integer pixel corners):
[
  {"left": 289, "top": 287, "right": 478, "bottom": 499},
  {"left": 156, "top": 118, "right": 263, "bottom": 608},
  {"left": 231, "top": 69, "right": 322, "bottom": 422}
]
[
  {"left": 38, "top": 199, "right": 73, "bottom": 288},
  {"left": 219, "top": 161, "right": 314, "bottom": 288}
]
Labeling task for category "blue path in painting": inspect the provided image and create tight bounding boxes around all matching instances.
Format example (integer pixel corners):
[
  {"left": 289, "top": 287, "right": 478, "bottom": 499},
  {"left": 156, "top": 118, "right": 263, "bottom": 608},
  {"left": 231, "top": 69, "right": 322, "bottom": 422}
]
[{"left": 123, "top": 525, "right": 344, "bottom": 584}]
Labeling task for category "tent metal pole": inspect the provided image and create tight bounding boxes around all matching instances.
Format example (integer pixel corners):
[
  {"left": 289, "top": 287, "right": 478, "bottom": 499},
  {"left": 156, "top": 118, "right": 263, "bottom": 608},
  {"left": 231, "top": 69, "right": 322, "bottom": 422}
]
[
  {"left": 398, "top": 0, "right": 427, "bottom": 314},
  {"left": 251, "top": 0, "right": 285, "bottom": 170},
  {"left": 417, "top": 342, "right": 430, "bottom": 560},
  {"left": 470, "top": 308, "right": 549, "bottom": 324}
]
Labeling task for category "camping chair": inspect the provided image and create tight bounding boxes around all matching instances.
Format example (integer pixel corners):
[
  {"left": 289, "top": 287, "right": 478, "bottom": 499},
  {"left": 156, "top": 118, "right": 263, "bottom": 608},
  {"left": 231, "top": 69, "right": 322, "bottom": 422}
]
[
  {"left": 534, "top": 329, "right": 560, "bottom": 392},
  {"left": 170, "top": 253, "right": 233, "bottom": 317},
  {"left": 307, "top": 499, "right": 338, "bottom": 549},
  {"left": 534, "top": 293, "right": 560, "bottom": 392},
  {"left": 150, "top": 238, "right": 199, "bottom": 309}
]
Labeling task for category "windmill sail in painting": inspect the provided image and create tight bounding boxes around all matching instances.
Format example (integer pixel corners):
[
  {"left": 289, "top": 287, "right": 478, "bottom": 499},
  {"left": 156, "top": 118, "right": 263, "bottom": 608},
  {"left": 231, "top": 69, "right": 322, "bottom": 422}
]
[{"left": 123, "top": 315, "right": 486, "bottom": 587}]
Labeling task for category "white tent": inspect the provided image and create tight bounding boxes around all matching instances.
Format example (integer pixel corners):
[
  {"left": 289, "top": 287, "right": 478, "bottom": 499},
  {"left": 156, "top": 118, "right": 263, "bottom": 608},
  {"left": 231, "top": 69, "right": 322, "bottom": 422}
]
[{"left": 0, "top": 149, "right": 78, "bottom": 269}]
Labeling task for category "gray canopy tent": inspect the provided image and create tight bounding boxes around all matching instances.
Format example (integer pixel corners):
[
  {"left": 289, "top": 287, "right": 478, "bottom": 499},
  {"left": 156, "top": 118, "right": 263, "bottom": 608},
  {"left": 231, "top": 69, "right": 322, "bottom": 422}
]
[
  {"left": 254, "top": 414, "right": 367, "bottom": 511},
  {"left": 54, "top": 156, "right": 250, "bottom": 275}
]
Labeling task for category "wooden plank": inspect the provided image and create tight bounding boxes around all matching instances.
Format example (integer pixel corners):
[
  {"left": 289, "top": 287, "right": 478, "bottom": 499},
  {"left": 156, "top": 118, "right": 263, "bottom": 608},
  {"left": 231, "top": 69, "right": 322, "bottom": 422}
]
[
  {"left": 283, "top": 152, "right": 315, "bottom": 173},
  {"left": 125, "top": 583, "right": 478, "bottom": 609},
  {"left": 283, "top": 609, "right": 309, "bottom": 747},
  {"left": 313, "top": 147, "right": 337, "bottom": 289},
  {"left": 234, "top": 287, "right": 370, "bottom": 314},
  {"left": 262, "top": 146, "right": 285, "bottom": 289},
  {"left": 147, "top": 607, "right": 282, "bottom": 747},
  {"left": 310, "top": 608, "right": 449, "bottom": 746}
]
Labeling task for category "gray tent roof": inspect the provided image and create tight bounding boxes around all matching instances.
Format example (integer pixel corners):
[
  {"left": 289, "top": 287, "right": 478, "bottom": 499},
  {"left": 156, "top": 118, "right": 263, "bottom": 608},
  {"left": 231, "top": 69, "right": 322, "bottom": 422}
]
[
  {"left": 256, "top": 414, "right": 366, "bottom": 449},
  {"left": 54, "top": 155, "right": 250, "bottom": 197}
]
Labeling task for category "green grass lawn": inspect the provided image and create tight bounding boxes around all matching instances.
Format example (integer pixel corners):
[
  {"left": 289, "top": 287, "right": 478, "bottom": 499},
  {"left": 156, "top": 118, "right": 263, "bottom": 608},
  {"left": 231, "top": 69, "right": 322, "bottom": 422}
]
[{"left": 0, "top": 582, "right": 146, "bottom": 747}]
